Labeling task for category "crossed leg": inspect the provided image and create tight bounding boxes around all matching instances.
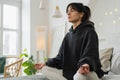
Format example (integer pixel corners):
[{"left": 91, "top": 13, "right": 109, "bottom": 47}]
[{"left": 73, "top": 71, "right": 101, "bottom": 80}]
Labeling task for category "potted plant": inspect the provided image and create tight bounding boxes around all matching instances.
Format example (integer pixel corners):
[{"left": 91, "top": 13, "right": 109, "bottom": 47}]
[{"left": 20, "top": 49, "right": 37, "bottom": 75}]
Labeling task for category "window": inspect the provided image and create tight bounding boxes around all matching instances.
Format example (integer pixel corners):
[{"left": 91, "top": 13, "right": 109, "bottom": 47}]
[
  {"left": 0, "top": 0, "right": 21, "bottom": 55},
  {"left": 3, "top": 5, "right": 18, "bottom": 29},
  {"left": 3, "top": 31, "right": 17, "bottom": 55}
]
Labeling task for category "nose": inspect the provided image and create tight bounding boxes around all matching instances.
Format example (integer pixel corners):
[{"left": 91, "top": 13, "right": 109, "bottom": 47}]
[{"left": 67, "top": 11, "right": 70, "bottom": 15}]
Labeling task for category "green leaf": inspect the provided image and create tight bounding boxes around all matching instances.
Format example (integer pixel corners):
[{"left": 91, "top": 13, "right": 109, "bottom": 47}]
[
  {"left": 24, "top": 54, "right": 28, "bottom": 57},
  {"left": 44, "top": 58, "right": 48, "bottom": 62},
  {"left": 27, "top": 60, "right": 34, "bottom": 67},
  {"left": 20, "top": 53, "right": 28, "bottom": 58},
  {"left": 29, "top": 55, "right": 34, "bottom": 61},
  {"left": 22, "top": 61, "right": 28, "bottom": 67},
  {"left": 24, "top": 66, "right": 37, "bottom": 75},
  {"left": 22, "top": 60, "right": 34, "bottom": 67},
  {"left": 21, "top": 48, "right": 37, "bottom": 75},
  {"left": 24, "top": 68, "right": 32, "bottom": 75},
  {"left": 31, "top": 68, "right": 37, "bottom": 74},
  {"left": 20, "top": 54, "right": 24, "bottom": 58},
  {"left": 23, "top": 48, "right": 27, "bottom": 52}
]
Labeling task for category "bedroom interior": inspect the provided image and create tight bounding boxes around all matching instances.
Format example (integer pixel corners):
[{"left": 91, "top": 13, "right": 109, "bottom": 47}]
[{"left": 0, "top": 0, "right": 120, "bottom": 80}]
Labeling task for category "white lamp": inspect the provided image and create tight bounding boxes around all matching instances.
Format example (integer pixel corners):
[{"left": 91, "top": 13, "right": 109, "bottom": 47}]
[
  {"left": 36, "top": 27, "right": 46, "bottom": 63},
  {"left": 39, "top": 0, "right": 44, "bottom": 9},
  {"left": 52, "top": 5, "right": 62, "bottom": 18}
]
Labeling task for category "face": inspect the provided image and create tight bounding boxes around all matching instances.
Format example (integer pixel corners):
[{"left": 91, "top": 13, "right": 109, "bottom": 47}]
[{"left": 67, "top": 6, "right": 84, "bottom": 23}]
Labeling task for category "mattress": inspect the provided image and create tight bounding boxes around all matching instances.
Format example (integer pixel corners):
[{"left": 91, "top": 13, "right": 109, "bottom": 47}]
[
  {"left": 0, "top": 74, "right": 49, "bottom": 80},
  {"left": 102, "top": 75, "right": 120, "bottom": 80}
]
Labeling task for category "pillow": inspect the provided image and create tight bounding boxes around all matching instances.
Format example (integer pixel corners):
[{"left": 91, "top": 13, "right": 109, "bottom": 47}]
[
  {"left": 110, "top": 52, "right": 120, "bottom": 74},
  {"left": 0, "top": 57, "right": 6, "bottom": 73},
  {"left": 99, "top": 48, "right": 113, "bottom": 72}
]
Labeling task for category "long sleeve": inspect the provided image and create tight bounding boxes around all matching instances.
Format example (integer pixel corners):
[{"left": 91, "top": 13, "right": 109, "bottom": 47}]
[
  {"left": 46, "top": 37, "right": 66, "bottom": 69},
  {"left": 77, "top": 29, "right": 101, "bottom": 71}
]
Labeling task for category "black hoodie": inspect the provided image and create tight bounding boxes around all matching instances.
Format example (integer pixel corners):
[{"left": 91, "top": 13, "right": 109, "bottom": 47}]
[{"left": 46, "top": 21, "right": 104, "bottom": 80}]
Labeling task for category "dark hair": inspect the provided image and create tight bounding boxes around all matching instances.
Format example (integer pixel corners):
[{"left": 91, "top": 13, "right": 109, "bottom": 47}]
[
  {"left": 83, "top": 6, "right": 91, "bottom": 21},
  {"left": 66, "top": 3, "right": 91, "bottom": 22}
]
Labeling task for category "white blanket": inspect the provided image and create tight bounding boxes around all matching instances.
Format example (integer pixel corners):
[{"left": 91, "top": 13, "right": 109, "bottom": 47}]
[
  {"left": 102, "top": 75, "right": 120, "bottom": 80},
  {"left": 41, "top": 66, "right": 67, "bottom": 80}
]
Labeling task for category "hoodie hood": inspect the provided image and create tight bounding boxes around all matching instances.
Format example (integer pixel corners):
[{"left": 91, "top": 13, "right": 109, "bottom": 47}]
[{"left": 69, "top": 21, "right": 95, "bottom": 33}]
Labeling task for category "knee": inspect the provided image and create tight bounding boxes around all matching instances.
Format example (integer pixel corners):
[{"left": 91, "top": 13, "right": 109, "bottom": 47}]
[
  {"left": 73, "top": 71, "right": 86, "bottom": 80},
  {"left": 73, "top": 71, "right": 100, "bottom": 80}
]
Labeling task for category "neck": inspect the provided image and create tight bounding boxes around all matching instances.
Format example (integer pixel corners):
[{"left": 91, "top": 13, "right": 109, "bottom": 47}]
[{"left": 72, "top": 21, "right": 81, "bottom": 30}]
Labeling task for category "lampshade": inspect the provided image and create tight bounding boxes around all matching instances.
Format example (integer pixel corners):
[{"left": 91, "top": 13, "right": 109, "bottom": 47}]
[
  {"left": 36, "top": 27, "right": 45, "bottom": 50},
  {"left": 39, "top": 0, "right": 44, "bottom": 9},
  {"left": 52, "top": 5, "right": 62, "bottom": 18}
]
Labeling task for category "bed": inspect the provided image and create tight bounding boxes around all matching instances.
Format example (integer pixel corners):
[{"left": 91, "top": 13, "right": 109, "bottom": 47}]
[
  {"left": 102, "top": 75, "right": 120, "bottom": 80},
  {"left": 0, "top": 74, "right": 49, "bottom": 80},
  {"left": 101, "top": 48, "right": 120, "bottom": 80},
  {"left": 41, "top": 47, "right": 120, "bottom": 80}
]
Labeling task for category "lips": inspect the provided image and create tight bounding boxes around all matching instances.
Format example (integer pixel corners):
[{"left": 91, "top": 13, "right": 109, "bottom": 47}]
[{"left": 68, "top": 17, "right": 71, "bottom": 19}]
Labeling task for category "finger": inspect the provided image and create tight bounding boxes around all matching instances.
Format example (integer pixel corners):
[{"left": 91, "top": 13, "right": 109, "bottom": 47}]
[
  {"left": 80, "top": 67, "right": 89, "bottom": 74},
  {"left": 84, "top": 68, "right": 88, "bottom": 73},
  {"left": 82, "top": 66, "right": 89, "bottom": 70},
  {"left": 36, "top": 64, "right": 42, "bottom": 69},
  {"left": 39, "top": 64, "right": 45, "bottom": 69},
  {"left": 35, "top": 64, "right": 40, "bottom": 69},
  {"left": 84, "top": 68, "right": 90, "bottom": 74},
  {"left": 79, "top": 67, "right": 85, "bottom": 74}
]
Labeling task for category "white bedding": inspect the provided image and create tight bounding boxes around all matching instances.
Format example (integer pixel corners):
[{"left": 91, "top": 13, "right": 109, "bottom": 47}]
[
  {"left": 41, "top": 66, "right": 120, "bottom": 80},
  {"left": 102, "top": 75, "right": 120, "bottom": 80}
]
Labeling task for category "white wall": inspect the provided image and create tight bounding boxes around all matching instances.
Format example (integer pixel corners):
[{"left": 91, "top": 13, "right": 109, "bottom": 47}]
[
  {"left": 89, "top": 0, "right": 120, "bottom": 52},
  {"left": 22, "top": 0, "right": 49, "bottom": 61},
  {"left": 30, "top": 0, "right": 49, "bottom": 57}
]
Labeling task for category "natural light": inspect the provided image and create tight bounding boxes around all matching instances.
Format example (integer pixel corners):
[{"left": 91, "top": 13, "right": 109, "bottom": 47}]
[{"left": 3, "top": 5, "right": 18, "bottom": 29}]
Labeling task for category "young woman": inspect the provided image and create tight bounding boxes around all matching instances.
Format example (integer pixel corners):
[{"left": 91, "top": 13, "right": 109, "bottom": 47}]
[{"left": 35, "top": 3, "right": 104, "bottom": 80}]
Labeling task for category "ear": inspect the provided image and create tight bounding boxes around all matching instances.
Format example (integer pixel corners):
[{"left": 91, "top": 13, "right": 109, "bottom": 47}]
[{"left": 80, "top": 12, "right": 84, "bottom": 18}]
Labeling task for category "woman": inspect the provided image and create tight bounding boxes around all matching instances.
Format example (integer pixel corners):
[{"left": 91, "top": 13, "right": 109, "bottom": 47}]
[{"left": 35, "top": 3, "right": 104, "bottom": 80}]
